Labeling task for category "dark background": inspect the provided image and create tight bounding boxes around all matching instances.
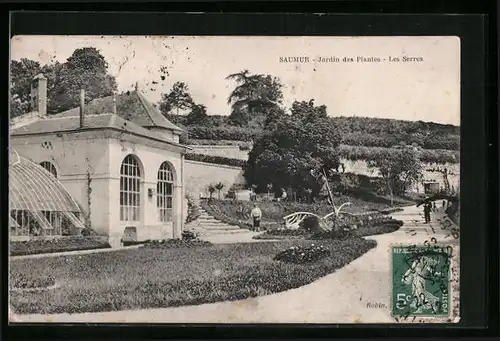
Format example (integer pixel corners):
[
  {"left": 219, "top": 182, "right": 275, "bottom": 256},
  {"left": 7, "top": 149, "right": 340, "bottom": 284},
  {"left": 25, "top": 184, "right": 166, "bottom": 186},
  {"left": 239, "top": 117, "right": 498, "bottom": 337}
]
[{"left": 2, "top": 1, "right": 498, "bottom": 340}]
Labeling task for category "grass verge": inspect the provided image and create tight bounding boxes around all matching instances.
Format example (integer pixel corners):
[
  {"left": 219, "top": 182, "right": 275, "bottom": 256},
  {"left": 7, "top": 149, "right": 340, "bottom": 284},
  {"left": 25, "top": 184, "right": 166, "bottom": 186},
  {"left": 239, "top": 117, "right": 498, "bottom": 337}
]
[
  {"left": 10, "top": 237, "right": 111, "bottom": 256},
  {"left": 10, "top": 238, "right": 376, "bottom": 314}
]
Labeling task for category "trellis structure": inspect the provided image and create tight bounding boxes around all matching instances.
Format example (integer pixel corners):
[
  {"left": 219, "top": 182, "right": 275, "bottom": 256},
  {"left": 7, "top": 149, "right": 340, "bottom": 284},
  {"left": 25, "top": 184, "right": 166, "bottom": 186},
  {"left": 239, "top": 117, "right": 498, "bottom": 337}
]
[{"left": 9, "top": 150, "right": 85, "bottom": 239}]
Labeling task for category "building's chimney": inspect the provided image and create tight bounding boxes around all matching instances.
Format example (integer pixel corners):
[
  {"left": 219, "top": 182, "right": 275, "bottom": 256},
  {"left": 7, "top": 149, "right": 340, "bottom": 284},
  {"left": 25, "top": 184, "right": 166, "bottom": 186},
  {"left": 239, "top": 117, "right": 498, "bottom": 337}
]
[
  {"left": 135, "top": 81, "right": 139, "bottom": 91},
  {"left": 30, "top": 74, "right": 47, "bottom": 117},
  {"left": 80, "top": 89, "right": 85, "bottom": 128},
  {"left": 112, "top": 92, "right": 117, "bottom": 114}
]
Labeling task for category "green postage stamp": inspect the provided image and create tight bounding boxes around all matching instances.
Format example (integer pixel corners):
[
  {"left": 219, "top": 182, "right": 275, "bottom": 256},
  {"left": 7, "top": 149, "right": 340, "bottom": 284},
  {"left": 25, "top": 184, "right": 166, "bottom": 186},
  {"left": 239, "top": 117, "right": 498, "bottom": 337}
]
[{"left": 391, "top": 244, "right": 453, "bottom": 317}]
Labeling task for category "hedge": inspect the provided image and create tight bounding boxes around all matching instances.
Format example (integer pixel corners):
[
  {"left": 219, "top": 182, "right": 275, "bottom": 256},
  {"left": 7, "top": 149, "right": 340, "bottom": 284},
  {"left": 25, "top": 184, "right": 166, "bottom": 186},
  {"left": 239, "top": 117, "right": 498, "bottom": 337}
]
[
  {"left": 338, "top": 145, "right": 460, "bottom": 164},
  {"left": 185, "top": 153, "right": 246, "bottom": 167},
  {"left": 187, "top": 139, "right": 253, "bottom": 150},
  {"left": 186, "top": 125, "right": 262, "bottom": 142}
]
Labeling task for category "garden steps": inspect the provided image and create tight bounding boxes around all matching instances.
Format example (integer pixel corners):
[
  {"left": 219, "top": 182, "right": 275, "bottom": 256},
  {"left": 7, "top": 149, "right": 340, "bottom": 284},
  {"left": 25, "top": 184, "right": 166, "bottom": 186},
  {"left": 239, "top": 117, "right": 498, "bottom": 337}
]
[{"left": 187, "top": 207, "right": 253, "bottom": 238}]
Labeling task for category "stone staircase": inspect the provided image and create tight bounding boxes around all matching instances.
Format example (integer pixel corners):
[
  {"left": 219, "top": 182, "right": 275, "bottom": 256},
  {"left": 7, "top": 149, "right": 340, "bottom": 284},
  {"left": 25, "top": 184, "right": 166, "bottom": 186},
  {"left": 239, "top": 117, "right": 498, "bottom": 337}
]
[{"left": 185, "top": 207, "right": 251, "bottom": 237}]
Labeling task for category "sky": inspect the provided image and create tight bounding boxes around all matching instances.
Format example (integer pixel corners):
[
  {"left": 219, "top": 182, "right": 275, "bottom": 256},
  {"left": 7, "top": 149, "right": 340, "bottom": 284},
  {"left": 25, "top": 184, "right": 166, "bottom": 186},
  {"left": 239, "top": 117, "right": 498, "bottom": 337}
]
[{"left": 10, "top": 35, "right": 460, "bottom": 125}]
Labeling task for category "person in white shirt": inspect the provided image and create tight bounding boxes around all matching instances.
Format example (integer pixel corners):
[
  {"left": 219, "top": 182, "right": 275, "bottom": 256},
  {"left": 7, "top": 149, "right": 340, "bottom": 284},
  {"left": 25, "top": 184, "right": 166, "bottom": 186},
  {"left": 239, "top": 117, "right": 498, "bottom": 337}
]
[{"left": 250, "top": 203, "right": 262, "bottom": 232}]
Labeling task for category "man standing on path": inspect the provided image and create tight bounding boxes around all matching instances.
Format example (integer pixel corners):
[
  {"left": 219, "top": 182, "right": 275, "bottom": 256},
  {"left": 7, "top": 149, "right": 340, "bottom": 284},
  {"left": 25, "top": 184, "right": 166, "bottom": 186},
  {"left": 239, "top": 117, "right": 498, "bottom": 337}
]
[
  {"left": 251, "top": 203, "right": 262, "bottom": 232},
  {"left": 423, "top": 202, "right": 432, "bottom": 223}
]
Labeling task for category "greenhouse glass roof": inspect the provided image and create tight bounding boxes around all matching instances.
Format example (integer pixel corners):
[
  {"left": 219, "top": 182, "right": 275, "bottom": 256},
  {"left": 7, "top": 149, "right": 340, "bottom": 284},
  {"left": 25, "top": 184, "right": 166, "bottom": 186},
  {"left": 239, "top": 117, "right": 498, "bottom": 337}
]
[{"left": 9, "top": 150, "right": 81, "bottom": 213}]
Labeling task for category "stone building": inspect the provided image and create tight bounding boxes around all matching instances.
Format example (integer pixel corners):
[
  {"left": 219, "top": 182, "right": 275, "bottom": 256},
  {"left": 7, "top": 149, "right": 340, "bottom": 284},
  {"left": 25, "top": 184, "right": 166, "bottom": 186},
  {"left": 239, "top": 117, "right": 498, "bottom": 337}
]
[{"left": 10, "top": 74, "right": 189, "bottom": 247}]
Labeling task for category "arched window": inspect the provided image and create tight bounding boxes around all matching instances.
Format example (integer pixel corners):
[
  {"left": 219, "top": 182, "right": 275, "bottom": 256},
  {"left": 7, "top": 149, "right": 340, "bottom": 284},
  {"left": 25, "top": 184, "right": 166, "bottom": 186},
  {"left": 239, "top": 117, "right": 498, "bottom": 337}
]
[
  {"left": 120, "top": 155, "right": 141, "bottom": 221},
  {"left": 157, "top": 162, "right": 174, "bottom": 222},
  {"left": 40, "top": 161, "right": 57, "bottom": 178}
]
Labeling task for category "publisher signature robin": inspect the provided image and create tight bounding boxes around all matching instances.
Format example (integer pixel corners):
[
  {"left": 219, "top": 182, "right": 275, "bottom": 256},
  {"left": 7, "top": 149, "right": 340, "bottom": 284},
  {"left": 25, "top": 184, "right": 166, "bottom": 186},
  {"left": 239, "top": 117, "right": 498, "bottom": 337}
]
[{"left": 366, "top": 302, "right": 388, "bottom": 308}]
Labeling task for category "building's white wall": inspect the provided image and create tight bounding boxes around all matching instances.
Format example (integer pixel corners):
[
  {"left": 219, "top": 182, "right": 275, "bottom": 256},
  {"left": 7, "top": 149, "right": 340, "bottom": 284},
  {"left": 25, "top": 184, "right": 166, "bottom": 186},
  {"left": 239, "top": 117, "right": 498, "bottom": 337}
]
[
  {"left": 11, "top": 133, "right": 112, "bottom": 235},
  {"left": 108, "top": 138, "right": 184, "bottom": 243},
  {"left": 11, "top": 131, "right": 186, "bottom": 245},
  {"left": 184, "top": 160, "right": 246, "bottom": 199}
]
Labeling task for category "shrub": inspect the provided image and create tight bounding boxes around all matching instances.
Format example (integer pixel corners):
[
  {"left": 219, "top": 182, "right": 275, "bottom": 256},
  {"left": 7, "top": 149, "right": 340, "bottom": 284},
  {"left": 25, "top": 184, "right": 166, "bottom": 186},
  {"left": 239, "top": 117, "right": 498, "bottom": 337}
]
[
  {"left": 274, "top": 244, "right": 331, "bottom": 264},
  {"left": 181, "top": 230, "right": 197, "bottom": 241},
  {"left": 185, "top": 193, "right": 201, "bottom": 224}
]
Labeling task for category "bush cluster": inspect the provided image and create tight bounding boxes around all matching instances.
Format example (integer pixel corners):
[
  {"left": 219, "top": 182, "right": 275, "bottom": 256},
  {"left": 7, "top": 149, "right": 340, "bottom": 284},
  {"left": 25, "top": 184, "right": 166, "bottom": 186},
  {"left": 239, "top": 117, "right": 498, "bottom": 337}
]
[
  {"left": 185, "top": 153, "right": 246, "bottom": 167},
  {"left": 10, "top": 237, "right": 111, "bottom": 256},
  {"left": 185, "top": 193, "right": 201, "bottom": 224},
  {"left": 274, "top": 244, "right": 331, "bottom": 264},
  {"left": 10, "top": 273, "right": 56, "bottom": 289}
]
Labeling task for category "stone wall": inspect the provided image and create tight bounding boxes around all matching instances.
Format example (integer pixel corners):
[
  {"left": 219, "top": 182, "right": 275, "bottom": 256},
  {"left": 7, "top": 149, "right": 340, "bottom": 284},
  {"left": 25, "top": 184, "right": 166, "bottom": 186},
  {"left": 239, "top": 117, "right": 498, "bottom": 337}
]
[
  {"left": 184, "top": 160, "right": 246, "bottom": 199},
  {"left": 187, "top": 145, "right": 249, "bottom": 161}
]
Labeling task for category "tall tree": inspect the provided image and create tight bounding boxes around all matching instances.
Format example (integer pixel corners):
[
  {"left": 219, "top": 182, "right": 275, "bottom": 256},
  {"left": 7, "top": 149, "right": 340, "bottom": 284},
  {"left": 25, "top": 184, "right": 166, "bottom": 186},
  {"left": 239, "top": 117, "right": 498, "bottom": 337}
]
[
  {"left": 367, "top": 145, "right": 422, "bottom": 204},
  {"left": 291, "top": 99, "right": 327, "bottom": 122},
  {"left": 245, "top": 100, "right": 341, "bottom": 200},
  {"left": 159, "top": 81, "right": 194, "bottom": 116},
  {"left": 185, "top": 104, "right": 208, "bottom": 125},
  {"left": 226, "top": 70, "right": 284, "bottom": 127},
  {"left": 48, "top": 47, "right": 117, "bottom": 113},
  {"left": 9, "top": 58, "right": 42, "bottom": 118},
  {"left": 9, "top": 47, "right": 118, "bottom": 117}
]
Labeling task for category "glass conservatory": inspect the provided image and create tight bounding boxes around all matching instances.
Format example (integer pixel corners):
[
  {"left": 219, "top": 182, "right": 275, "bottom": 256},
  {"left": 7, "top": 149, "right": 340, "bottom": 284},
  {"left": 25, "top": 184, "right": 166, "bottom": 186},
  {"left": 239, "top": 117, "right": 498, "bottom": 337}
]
[{"left": 9, "top": 150, "right": 85, "bottom": 239}]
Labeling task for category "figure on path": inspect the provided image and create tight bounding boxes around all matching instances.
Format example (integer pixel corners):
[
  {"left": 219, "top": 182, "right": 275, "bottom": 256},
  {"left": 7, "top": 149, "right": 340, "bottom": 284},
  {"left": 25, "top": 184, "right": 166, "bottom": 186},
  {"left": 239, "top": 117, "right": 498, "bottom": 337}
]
[
  {"left": 423, "top": 202, "right": 432, "bottom": 223},
  {"left": 251, "top": 203, "right": 262, "bottom": 232}
]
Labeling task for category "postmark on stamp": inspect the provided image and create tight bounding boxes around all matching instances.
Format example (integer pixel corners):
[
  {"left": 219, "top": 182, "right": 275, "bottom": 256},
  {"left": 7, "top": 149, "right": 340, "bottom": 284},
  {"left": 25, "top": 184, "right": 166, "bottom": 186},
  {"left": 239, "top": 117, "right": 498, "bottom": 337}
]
[{"left": 391, "top": 243, "right": 453, "bottom": 318}]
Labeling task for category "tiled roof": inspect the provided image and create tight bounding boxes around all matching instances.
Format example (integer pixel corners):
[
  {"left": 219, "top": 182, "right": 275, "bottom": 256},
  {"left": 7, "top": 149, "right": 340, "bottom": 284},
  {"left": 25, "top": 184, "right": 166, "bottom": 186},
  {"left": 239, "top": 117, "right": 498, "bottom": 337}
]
[
  {"left": 51, "top": 90, "right": 183, "bottom": 132},
  {"left": 11, "top": 113, "right": 187, "bottom": 149}
]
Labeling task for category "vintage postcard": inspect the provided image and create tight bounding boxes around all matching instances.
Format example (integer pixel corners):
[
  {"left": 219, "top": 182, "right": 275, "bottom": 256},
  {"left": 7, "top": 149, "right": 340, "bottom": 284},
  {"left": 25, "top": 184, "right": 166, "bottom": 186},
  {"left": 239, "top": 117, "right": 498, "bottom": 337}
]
[{"left": 9, "top": 35, "right": 460, "bottom": 324}]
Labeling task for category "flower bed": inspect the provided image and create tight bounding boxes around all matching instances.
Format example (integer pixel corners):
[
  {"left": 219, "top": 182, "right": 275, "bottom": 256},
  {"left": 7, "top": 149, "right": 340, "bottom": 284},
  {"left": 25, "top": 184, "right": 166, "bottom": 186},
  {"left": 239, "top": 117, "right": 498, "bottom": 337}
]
[
  {"left": 274, "top": 244, "right": 331, "bottom": 264},
  {"left": 10, "top": 273, "right": 56, "bottom": 290},
  {"left": 10, "top": 237, "right": 111, "bottom": 256},
  {"left": 310, "top": 219, "right": 404, "bottom": 240},
  {"left": 143, "top": 239, "right": 213, "bottom": 249},
  {"left": 256, "top": 218, "right": 404, "bottom": 240}
]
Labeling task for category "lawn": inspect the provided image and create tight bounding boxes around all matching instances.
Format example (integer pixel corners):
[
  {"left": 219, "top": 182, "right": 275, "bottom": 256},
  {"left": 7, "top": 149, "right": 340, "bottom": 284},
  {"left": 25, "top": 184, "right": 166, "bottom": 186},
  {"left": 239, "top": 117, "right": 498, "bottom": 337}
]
[{"left": 10, "top": 238, "right": 376, "bottom": 315}]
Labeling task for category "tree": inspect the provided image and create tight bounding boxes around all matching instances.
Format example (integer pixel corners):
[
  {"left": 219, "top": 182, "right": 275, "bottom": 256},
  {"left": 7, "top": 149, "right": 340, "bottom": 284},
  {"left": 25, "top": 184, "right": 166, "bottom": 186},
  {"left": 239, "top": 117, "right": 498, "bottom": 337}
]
[
  {"left": 9, "top": 58, "right": 43, "bottom": 118},
  {"left": 208, "top": 184, "right": 216, "bottom": 200},
  {"left": 9, "top": 48, "right": 118, "bottom": 118},
  {"left": 159, "top": 81, "right": 194, "bottom": 116},
  {"left": 367, "top": 145, "right": 422, "bottom": 205},
  {"left": 226, "top": 70, "right": 284, "bottom": 127},
  {"left": 48, "top": 47, "right": 117, "bottom": 113},
  {"left": 245, "top": 100, "right": 342, "bottom": 201},
  {"left": 291, "top": 99, "right": 327, "bottom": 122},
  {"left": 215, "top": 182, "right": 224, "bottom": 200},
  {"left": 186, "top": 104, "right": 208, "bottom": 125}
]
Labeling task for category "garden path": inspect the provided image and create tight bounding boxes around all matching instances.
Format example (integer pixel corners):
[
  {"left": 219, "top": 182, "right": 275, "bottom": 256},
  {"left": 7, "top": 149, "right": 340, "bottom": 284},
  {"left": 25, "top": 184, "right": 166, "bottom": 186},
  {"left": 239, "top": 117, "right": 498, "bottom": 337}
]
[
  {"left": 10, "top": 244, "right": 143, "bottom": 261},
  {"left": 15, "top": 205, "right": 459, "bottom": 324}
]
